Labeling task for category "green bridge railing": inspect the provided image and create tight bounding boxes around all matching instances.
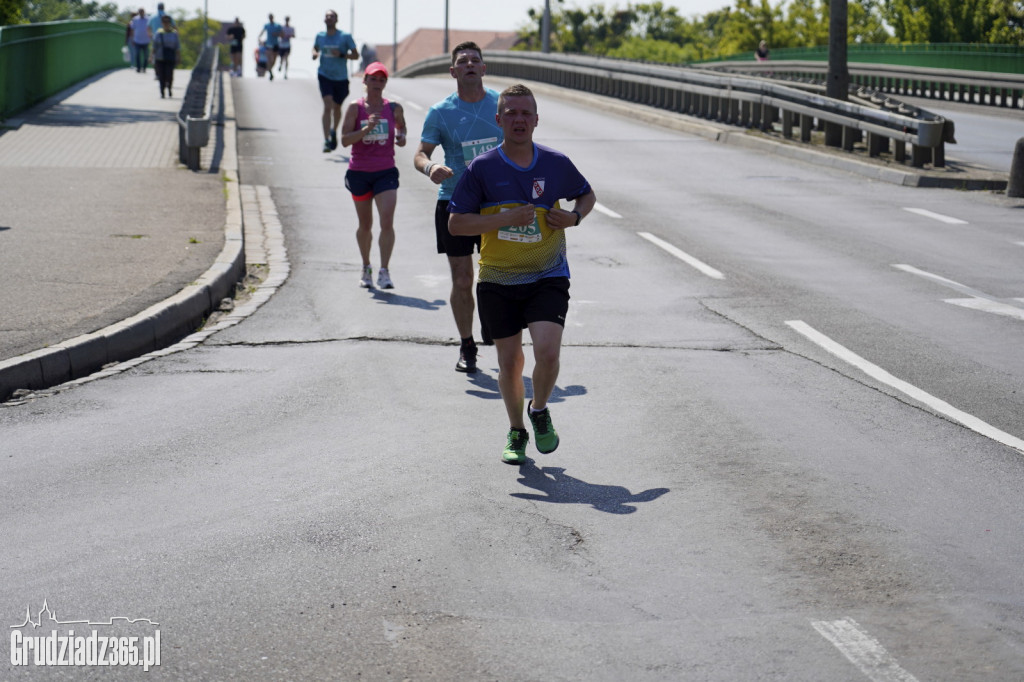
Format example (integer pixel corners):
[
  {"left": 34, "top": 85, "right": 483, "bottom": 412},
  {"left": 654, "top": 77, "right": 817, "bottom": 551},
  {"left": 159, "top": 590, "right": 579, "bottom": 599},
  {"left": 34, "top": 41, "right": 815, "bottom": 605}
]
[
  {"left": 714, "top": 43, "right": 1024, "bottom": 75},
  {"left": 0, "top": 20, "right": 125, "bottom": 121}
]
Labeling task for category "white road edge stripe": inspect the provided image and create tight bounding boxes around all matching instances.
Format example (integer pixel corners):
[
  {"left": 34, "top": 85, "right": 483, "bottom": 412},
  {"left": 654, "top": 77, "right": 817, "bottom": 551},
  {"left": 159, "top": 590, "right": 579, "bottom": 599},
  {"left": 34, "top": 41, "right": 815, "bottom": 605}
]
[
  {"left": 637, "top": 232, "right": 725, "bottom": 280},
  {"left": 902, "top": 207, "right": 968, "bottom": 225},
  {"left": 592, "top": 202, "right": 622, "bottom": 219},
  {"left": 812, "top": 618, "right": 920, "bottom": 682},
  {"left": 786, "top": 320, "right": 1024, "bottom": 454}
]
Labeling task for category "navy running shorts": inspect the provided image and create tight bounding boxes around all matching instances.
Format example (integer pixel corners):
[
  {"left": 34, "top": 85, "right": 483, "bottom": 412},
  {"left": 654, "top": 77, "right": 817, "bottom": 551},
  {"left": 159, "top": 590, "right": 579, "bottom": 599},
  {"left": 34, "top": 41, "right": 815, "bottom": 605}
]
[{"left": 345, "top": 167, "right": 399, "bottom": 200}]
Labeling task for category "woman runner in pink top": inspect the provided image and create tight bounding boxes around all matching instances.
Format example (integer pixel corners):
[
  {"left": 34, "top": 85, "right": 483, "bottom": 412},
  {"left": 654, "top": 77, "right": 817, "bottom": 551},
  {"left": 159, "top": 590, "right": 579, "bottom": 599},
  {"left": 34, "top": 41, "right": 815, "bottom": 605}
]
[{"left": 341, "top": 61, "right": 407, "bottom": 289}]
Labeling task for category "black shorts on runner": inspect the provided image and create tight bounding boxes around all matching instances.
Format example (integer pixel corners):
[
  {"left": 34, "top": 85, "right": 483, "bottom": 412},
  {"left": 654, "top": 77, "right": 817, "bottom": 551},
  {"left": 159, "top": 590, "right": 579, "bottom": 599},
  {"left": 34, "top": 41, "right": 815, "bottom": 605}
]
[
  {"left": 318, "top": 74, "right": 350, "bottom": 104},
  {"left": 436, "top": 200, "right": 480, "bottom": 257},
  {"left": 278, "top": 47, "right": 291, "bottom": 58},
  {"left": 477, "top": 277, "right": 570, "bottom": 340},
  {"left": 345, "top": 167, "right": 399, "bottom": 200}
]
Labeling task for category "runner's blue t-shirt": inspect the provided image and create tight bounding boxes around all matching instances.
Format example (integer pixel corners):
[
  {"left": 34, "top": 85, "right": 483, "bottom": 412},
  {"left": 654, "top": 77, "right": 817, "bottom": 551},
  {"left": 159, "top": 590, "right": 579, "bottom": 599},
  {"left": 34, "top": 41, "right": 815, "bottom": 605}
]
[
  {"left": 314, "top": 31, "right": 357, "bottom": 81},
  {"left": 449, "top": 143, "right": 591, "bottom": 285},
  {"left": 262, "top": 22, "right": 281, "bottom": 47},
  {"left": 420, "top": 89, "right": 502, "bottom": 201}
]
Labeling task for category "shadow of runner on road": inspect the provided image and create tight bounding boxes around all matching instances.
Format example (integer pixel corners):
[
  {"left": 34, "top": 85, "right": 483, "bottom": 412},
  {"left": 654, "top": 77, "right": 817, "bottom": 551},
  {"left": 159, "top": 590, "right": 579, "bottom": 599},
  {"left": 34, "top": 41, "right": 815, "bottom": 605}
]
[
  {"left": 369, "top": 289, "right": 445, "bottom": 311},
  {"left": 465, "top": 373, "right": 587, "bottom": 403},
  {"left": 511, "top": 459, "right": 670, "bottom": 514}
]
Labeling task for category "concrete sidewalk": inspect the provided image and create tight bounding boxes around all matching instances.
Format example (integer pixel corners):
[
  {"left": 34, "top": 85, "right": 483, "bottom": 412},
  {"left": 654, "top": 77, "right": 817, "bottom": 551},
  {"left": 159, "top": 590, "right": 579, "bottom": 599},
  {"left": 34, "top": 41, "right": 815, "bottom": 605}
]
[{"left": 0, "top": 67, "right": 243, "bottom": 402}]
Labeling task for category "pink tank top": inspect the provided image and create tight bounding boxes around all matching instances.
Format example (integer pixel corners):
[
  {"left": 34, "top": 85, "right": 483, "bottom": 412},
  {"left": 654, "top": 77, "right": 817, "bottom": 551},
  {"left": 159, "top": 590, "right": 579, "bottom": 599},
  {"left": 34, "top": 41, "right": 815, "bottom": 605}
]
[{"left": 349, "top": 98, "right": 396, "bottom": 173}]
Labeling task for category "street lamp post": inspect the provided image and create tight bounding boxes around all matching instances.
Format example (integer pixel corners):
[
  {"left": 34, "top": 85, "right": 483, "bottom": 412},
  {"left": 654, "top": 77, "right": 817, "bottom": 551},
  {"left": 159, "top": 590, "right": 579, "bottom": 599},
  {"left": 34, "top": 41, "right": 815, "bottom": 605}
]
[
  {"left": 443, "top": 0, "right": 449, "bottom": 54},
  {"left": 542, "top": 0, "right": 551, "bottom": 53}
]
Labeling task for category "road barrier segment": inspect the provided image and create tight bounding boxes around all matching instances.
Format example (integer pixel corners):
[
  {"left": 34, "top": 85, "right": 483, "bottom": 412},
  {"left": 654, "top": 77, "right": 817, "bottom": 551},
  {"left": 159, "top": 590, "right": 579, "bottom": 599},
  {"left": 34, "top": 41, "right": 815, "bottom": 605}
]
[{"left": 178, "top": 44, "right": 220, "bottom": 171}]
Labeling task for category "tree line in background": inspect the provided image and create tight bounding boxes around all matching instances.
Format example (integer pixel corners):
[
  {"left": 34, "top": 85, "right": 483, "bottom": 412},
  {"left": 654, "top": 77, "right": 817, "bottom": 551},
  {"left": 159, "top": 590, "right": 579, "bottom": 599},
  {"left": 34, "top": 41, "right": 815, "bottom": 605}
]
[{"left": 516, "top": 0, "right": 1024, "bottom": 63}]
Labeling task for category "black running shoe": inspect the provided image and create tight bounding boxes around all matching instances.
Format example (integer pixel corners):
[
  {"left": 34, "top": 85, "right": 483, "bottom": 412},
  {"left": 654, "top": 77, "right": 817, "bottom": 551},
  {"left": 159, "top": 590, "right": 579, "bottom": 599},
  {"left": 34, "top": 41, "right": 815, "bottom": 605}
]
[
  {"left": 329, "top": 130, "right": 338, "bottom": 150},
  {"left": 455, "top": 343, "right": 478, "bottom": 373}
]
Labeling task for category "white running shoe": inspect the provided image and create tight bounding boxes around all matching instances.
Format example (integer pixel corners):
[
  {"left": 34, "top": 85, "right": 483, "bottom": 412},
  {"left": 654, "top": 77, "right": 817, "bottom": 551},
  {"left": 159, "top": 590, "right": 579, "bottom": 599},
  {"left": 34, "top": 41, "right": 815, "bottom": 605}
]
[
  {"left": 359, "top": 265, "right": 373, "bottom": 288},
  {"left": 377, "top": 267, "right": 394, "bottom": 289}
]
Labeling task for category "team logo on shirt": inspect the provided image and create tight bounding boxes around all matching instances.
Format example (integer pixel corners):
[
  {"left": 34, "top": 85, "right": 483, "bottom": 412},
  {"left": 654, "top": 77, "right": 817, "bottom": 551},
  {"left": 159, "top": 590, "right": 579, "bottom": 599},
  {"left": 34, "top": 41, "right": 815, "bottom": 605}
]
[{"left": 532, "top": 179, "right": 545, "bottom": 200}]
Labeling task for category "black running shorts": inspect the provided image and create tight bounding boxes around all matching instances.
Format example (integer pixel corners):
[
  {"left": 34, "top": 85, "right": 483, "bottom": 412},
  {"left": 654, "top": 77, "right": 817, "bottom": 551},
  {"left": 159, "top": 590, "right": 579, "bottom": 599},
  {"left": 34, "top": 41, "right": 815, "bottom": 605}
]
[
  {"left": 436, "top": 200, "right": 480, "bottom": 257},
  {"left": 318, "top": 74, "right": 350, "bottom": 104},
  {"left": 476, "top": 277, "right": 570, "bottom": 340}
]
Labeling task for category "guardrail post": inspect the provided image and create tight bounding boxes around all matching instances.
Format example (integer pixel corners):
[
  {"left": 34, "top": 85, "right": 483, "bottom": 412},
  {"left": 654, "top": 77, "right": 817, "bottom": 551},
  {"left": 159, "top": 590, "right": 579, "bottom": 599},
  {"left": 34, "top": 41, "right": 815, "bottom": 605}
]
[
  {"left": 1009, "top": 138, "right": 1024, "bottom": 198},
  {"left": 800, "top": 114, "right": 813, "bottom": 142}
]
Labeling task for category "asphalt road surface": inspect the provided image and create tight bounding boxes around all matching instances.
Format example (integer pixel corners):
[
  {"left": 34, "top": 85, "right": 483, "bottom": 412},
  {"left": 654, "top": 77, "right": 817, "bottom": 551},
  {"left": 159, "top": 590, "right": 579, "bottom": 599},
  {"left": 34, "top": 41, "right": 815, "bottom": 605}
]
[{"left": 2, "top": 74, "right": 1022, "bottom": 681}]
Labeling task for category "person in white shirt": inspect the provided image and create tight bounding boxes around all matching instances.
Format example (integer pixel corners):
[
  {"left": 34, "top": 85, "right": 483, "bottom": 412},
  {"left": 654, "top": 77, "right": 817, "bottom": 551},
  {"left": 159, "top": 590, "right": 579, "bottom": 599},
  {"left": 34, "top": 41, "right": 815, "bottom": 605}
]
[{"left": 277, "top": 16, "right": 295, "bottom": 79}]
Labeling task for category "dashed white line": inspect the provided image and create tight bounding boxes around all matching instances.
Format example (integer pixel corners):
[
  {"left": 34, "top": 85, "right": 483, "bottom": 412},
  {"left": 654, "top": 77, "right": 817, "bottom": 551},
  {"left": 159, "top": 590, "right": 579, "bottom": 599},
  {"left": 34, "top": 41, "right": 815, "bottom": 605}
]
[
  {"left": 902, "top": 207, "right": 968, "bottom": 225},
  {"left": 893, "top": 264, "right": 1024, "bottom": 320},
  {"left": 786, "top": 320, "right": 1024, "bottom": 454},
  {"left": 592, "top": 202, "right": 622, "bottom": 219},
  {"left": 389, "top": 94, "right": 423, "bottom": 111},
  {"left": 637, "top": 232, "right": 725, "bottom": 280},
  {"left": 812, "top": 618, "right": 920, "bottom": 682}
]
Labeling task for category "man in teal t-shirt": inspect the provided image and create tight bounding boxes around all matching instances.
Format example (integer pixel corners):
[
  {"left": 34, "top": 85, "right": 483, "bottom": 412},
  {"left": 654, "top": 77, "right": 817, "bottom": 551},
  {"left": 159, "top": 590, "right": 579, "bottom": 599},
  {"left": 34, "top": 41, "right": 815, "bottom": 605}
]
[
  {"left": 313, "top": 9, "right": 358, "bottom": 153},
  {"left": 414, "top": 41, "right": 503, "bottom": 373},
  {"left": 258, "top": 13, "right": 282, "bottom": 79}
]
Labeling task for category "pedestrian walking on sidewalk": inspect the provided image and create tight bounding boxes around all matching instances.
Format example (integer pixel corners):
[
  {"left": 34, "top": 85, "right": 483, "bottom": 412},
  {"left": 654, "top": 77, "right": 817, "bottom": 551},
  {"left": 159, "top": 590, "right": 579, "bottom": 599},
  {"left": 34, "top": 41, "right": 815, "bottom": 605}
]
[
  {"left": 448, "top": 84, "right": 597, "bottom": 465},
  {"left": 313, "top": 9, "right": 358, "bottom": 153},
  {"left": 341, "top": 61, "right": 407, "bottom": 290},
  {"left": 152, "top": 14, "right": 181, "bottom": 98},
  {"left": 414, "top": 41, "right": 502, "bottom": 373},
  {"left": 124, "top": 10, "right": 139, "bottom": 70},
  {"left": 128, "top": 8, "right": 152, "bottom": 73}
]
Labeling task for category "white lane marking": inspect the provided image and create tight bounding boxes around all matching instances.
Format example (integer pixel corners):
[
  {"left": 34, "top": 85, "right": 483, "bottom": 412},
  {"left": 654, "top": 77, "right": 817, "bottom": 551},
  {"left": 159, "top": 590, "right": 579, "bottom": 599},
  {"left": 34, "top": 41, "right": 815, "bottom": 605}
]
[
  {"left": 388, "top": 94, "right": 423, "bottom": 111},
  {"left": 637, "top": 232, "right": 725, "bottom": 280},
  {"left": 786, "top": 320, "right": 1024, "bottom": 454},
  {"left": 945, "top": 297, "right": 1024, "bottom": 321},
  {"left": 894, "top": 264, "right": 1024, "bottom": 319},
  {"left": 892, "top": 264, "right": 967, "bottom": 291},
  {"left": 902, "top": 207, "right": 968, "bottom": 225},
  {"left": 812, "top": 618, "right": 920, "bottom": 682},
  {"left": 592, "top": 202, "right": 622, "bottom": 219}
]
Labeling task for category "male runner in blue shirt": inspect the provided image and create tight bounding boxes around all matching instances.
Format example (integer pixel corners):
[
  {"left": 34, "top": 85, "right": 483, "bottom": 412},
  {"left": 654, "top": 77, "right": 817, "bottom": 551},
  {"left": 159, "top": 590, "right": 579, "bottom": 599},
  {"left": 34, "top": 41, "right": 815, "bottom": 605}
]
[
  {"left": 414, "top": 42, "right": 502, "bottom": 374},
  {"left": 449, "top": 84, "right": 597, "bottom": 465},
  {"left": 313, "top": 9, "right": 358, "bottom": 153}
]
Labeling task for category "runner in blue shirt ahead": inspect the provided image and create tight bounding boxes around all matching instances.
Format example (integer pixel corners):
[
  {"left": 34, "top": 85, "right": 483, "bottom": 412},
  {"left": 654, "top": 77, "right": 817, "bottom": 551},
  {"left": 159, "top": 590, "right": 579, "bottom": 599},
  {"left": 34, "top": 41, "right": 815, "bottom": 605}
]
[
  {"left": 414, "top": 41, "right": 503, "bottom": 374},
  {"left": 448, "top": 83, "right": 596, "bottom": 466},
  {"left": 258, "top": 13, "right": 282, "bottom": 80},
  {"left": 313, "top": 9, "right": 358, "bottom": 153}
]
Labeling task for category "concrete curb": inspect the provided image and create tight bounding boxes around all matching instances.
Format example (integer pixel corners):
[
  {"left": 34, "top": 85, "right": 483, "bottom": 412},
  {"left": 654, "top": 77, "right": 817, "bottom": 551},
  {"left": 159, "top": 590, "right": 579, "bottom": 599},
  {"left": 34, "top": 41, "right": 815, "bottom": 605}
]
[{"left": 0, "top": 72, "right": 243, "bottom": 403}]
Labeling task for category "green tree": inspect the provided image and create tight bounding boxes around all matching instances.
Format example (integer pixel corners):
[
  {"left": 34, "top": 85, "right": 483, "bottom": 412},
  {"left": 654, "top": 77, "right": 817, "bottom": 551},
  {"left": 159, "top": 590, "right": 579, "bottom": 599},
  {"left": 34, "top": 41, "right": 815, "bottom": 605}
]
[
  {"left": 607, "top": 35, "right": 689, "bottom": 61},
  {"left": 0, "top": 0, "right": 24, "bottom": 25},
  {"left": 880, "top": 0, "right": 998, "bottom": 42},
  {"left": 21, "top": 0, "right": 120, "bottom": 22},
  {"left": 173, "top": 10, "right": 221, "bottom": 70},
  {"left": 987, "top": 0, "right": 1024, "bottom": 44}
]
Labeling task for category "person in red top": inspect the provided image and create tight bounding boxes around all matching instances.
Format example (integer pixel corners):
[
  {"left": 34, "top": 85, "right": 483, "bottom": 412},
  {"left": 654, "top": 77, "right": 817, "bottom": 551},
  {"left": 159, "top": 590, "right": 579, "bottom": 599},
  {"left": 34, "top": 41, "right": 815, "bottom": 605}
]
[{"left": 341, "top": 62, "right": 407, "bottom": 289}]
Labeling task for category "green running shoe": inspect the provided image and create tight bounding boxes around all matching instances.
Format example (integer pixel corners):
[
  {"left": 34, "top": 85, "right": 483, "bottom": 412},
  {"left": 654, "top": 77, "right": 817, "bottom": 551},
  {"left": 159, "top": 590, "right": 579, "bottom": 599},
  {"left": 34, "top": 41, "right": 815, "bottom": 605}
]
[
  {"left": 502, "top": 427, "right": 529, "bottom": 465},
  {"left": 527, "top": 401, "right": 559, "bottom": 454}
]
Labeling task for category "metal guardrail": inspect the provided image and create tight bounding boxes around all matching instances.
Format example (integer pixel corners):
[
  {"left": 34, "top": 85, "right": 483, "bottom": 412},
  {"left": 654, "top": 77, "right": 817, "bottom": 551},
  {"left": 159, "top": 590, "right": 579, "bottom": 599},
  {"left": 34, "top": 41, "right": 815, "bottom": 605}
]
[
  {"left": 400, "top": 51, "right": 952, "bottom": 169},
  {"left": 700, "top": 60, "right": 1024, "bottom": 109},
  {"left": 177, "top": 43, "right": 219, "bottom": 170}
]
